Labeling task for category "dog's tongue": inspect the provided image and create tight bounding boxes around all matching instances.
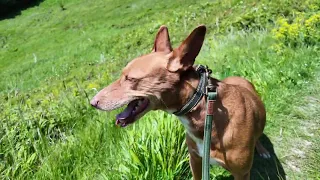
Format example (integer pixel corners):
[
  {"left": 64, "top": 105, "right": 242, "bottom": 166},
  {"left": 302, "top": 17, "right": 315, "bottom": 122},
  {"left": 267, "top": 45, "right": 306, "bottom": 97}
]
[
  {"left": 116, "top": 106, "right": 134, "bottom": 120},
  {"left": 116, "top": 100, "right": 137, "bottom": 126},
  {"left": 117, "top": 106, "right": 134, "bottom": 120}
]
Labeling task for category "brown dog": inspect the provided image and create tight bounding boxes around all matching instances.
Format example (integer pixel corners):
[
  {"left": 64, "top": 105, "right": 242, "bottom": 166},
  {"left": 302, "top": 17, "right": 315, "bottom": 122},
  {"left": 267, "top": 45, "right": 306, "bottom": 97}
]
[{"left": 90, "top": 25, "right": 270, "bottom": 180}]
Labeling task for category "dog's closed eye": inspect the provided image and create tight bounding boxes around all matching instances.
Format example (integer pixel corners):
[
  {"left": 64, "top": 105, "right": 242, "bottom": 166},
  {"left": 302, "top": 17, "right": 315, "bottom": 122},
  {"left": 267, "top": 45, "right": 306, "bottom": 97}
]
[{"left": 125, "top": 75, "right": 139, "bottom": 82}]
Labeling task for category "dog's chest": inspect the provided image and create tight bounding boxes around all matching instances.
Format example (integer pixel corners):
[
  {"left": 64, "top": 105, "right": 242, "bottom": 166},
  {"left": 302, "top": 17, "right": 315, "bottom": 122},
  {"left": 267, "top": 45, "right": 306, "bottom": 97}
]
[{"left": 178, "top": 116, "right": 219, "bottom": 165}]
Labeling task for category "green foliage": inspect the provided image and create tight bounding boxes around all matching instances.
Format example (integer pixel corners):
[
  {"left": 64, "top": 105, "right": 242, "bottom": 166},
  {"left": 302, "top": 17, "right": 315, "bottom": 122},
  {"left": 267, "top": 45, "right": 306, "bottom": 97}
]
[
  {"left": 215, "top": 0, "right": 320, "bottom": 32},
  {"left": 269, "top": 0, "right": 320, "bottom": 51},
  {"left": 272, "top": 11, "right": 320, "bottom": 50},
  {"left": 0, "top": 0, "right": 320, "bottom": 179},
  {"left": 120, "top": 112, "right": 190, "bottom": 179}
]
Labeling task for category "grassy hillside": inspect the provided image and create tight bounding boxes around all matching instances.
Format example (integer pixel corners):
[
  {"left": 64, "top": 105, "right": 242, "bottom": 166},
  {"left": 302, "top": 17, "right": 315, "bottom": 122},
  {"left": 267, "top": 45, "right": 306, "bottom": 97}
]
[{"left": 0, "top": 0, "right": 319, "bottom": 179}]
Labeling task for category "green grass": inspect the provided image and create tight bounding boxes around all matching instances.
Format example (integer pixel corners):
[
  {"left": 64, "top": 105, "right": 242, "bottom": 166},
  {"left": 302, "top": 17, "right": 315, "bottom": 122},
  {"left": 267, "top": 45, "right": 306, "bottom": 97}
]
[{"left": 0, "top": 0, "right": 320, "bottom": 179}]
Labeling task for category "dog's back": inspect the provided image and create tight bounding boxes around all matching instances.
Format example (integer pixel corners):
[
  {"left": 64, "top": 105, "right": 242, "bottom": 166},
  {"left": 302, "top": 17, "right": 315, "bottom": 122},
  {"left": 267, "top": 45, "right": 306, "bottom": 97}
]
[{"left": 222, "top": 76, "right": 257, "bottom": 94}]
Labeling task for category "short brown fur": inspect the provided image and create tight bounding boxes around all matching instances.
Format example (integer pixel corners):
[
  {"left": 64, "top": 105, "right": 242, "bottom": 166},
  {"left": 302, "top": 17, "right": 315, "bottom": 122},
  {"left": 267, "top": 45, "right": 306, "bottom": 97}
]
[{"left": 91, "top": 25, "right": 270, "bottom": 180}]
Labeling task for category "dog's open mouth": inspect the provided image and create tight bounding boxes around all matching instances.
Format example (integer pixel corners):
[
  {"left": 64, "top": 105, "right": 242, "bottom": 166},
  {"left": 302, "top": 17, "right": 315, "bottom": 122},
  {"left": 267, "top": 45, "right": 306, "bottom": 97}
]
[{"left": 115, "top": 98, "right": 149, "bottom": 127}]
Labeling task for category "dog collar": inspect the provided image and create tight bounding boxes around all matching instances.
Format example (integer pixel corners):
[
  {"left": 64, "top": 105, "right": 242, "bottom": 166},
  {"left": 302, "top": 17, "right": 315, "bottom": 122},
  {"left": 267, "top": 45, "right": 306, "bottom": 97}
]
[{"left": 173, "top": 65, "right": 216, "bottom": 116}]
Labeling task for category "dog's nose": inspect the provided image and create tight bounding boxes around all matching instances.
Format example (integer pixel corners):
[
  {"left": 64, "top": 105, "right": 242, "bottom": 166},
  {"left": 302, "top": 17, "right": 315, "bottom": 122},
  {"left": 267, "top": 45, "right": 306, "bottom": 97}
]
[{"left": 90, "top": 98, "right": 99, "bottom": 107}]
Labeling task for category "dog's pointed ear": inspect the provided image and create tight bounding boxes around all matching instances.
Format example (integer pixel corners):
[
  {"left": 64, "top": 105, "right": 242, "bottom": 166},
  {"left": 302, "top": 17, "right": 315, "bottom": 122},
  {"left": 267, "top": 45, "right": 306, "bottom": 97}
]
[
  {"left": 152, "top": 25, "right": 172, "bottom": 53},
  {"left": 167, "top": 25, "right": 206, "bottom": 72}
]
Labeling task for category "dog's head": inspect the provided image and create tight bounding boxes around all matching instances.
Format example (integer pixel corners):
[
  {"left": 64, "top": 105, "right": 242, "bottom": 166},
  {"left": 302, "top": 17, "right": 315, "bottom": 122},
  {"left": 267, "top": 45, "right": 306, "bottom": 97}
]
[{"left": 90, "top": 25, "right": 206, "bottom": 127}]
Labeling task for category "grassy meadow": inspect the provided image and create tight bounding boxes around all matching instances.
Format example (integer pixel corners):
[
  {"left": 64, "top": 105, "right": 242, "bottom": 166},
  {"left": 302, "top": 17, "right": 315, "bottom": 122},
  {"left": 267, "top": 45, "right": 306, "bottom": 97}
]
[{"left": 1, "top": 0, "right": 320, "bottom": 179}]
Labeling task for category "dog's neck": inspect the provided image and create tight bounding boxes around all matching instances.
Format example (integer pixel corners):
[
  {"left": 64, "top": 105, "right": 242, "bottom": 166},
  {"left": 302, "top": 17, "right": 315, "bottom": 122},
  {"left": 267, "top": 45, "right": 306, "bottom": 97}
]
[{"left": 170, "top": 69, "right": 223, "bottom": 139}]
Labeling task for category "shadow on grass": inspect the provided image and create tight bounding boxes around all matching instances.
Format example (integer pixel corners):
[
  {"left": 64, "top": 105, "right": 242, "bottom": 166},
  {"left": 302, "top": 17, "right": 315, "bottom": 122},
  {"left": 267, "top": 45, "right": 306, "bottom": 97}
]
[
  {"left": 0, "top": 0, "right": 45, "bottom": 21},
  {"left": 251, "top": 134, "right": 286, "bottom": 180}
]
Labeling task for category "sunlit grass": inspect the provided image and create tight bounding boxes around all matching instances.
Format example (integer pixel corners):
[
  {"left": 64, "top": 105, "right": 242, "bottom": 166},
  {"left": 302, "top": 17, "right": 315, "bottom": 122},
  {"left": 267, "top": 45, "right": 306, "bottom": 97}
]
[{"left": 0, "top": 0, "right": 319, "bottom": 179}]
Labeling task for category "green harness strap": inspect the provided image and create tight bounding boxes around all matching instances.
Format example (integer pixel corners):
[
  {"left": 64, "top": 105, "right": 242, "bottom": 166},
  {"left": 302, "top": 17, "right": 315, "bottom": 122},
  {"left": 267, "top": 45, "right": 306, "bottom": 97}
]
[{"left": 202, "top": 91, "right": 217, "bottom": 180}]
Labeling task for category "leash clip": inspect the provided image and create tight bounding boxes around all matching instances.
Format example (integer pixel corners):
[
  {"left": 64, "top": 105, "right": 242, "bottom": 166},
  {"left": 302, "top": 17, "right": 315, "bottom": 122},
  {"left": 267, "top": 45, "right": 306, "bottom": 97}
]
[
  {"left": 205, "top": 84, "right": 216, "bottom": 96},
  {"left": 203, "top": 65, "right": 215, "bottom": 96},
  {"left": 204, "top": 65, "right": 212, "bottom": 76}
]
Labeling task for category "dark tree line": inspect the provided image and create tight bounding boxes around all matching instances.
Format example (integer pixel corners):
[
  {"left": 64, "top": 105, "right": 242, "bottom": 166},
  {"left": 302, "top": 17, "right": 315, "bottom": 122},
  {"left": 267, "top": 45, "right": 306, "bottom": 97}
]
[{"left": 0, "top": 0, "right": 44, "bottom": 20}]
